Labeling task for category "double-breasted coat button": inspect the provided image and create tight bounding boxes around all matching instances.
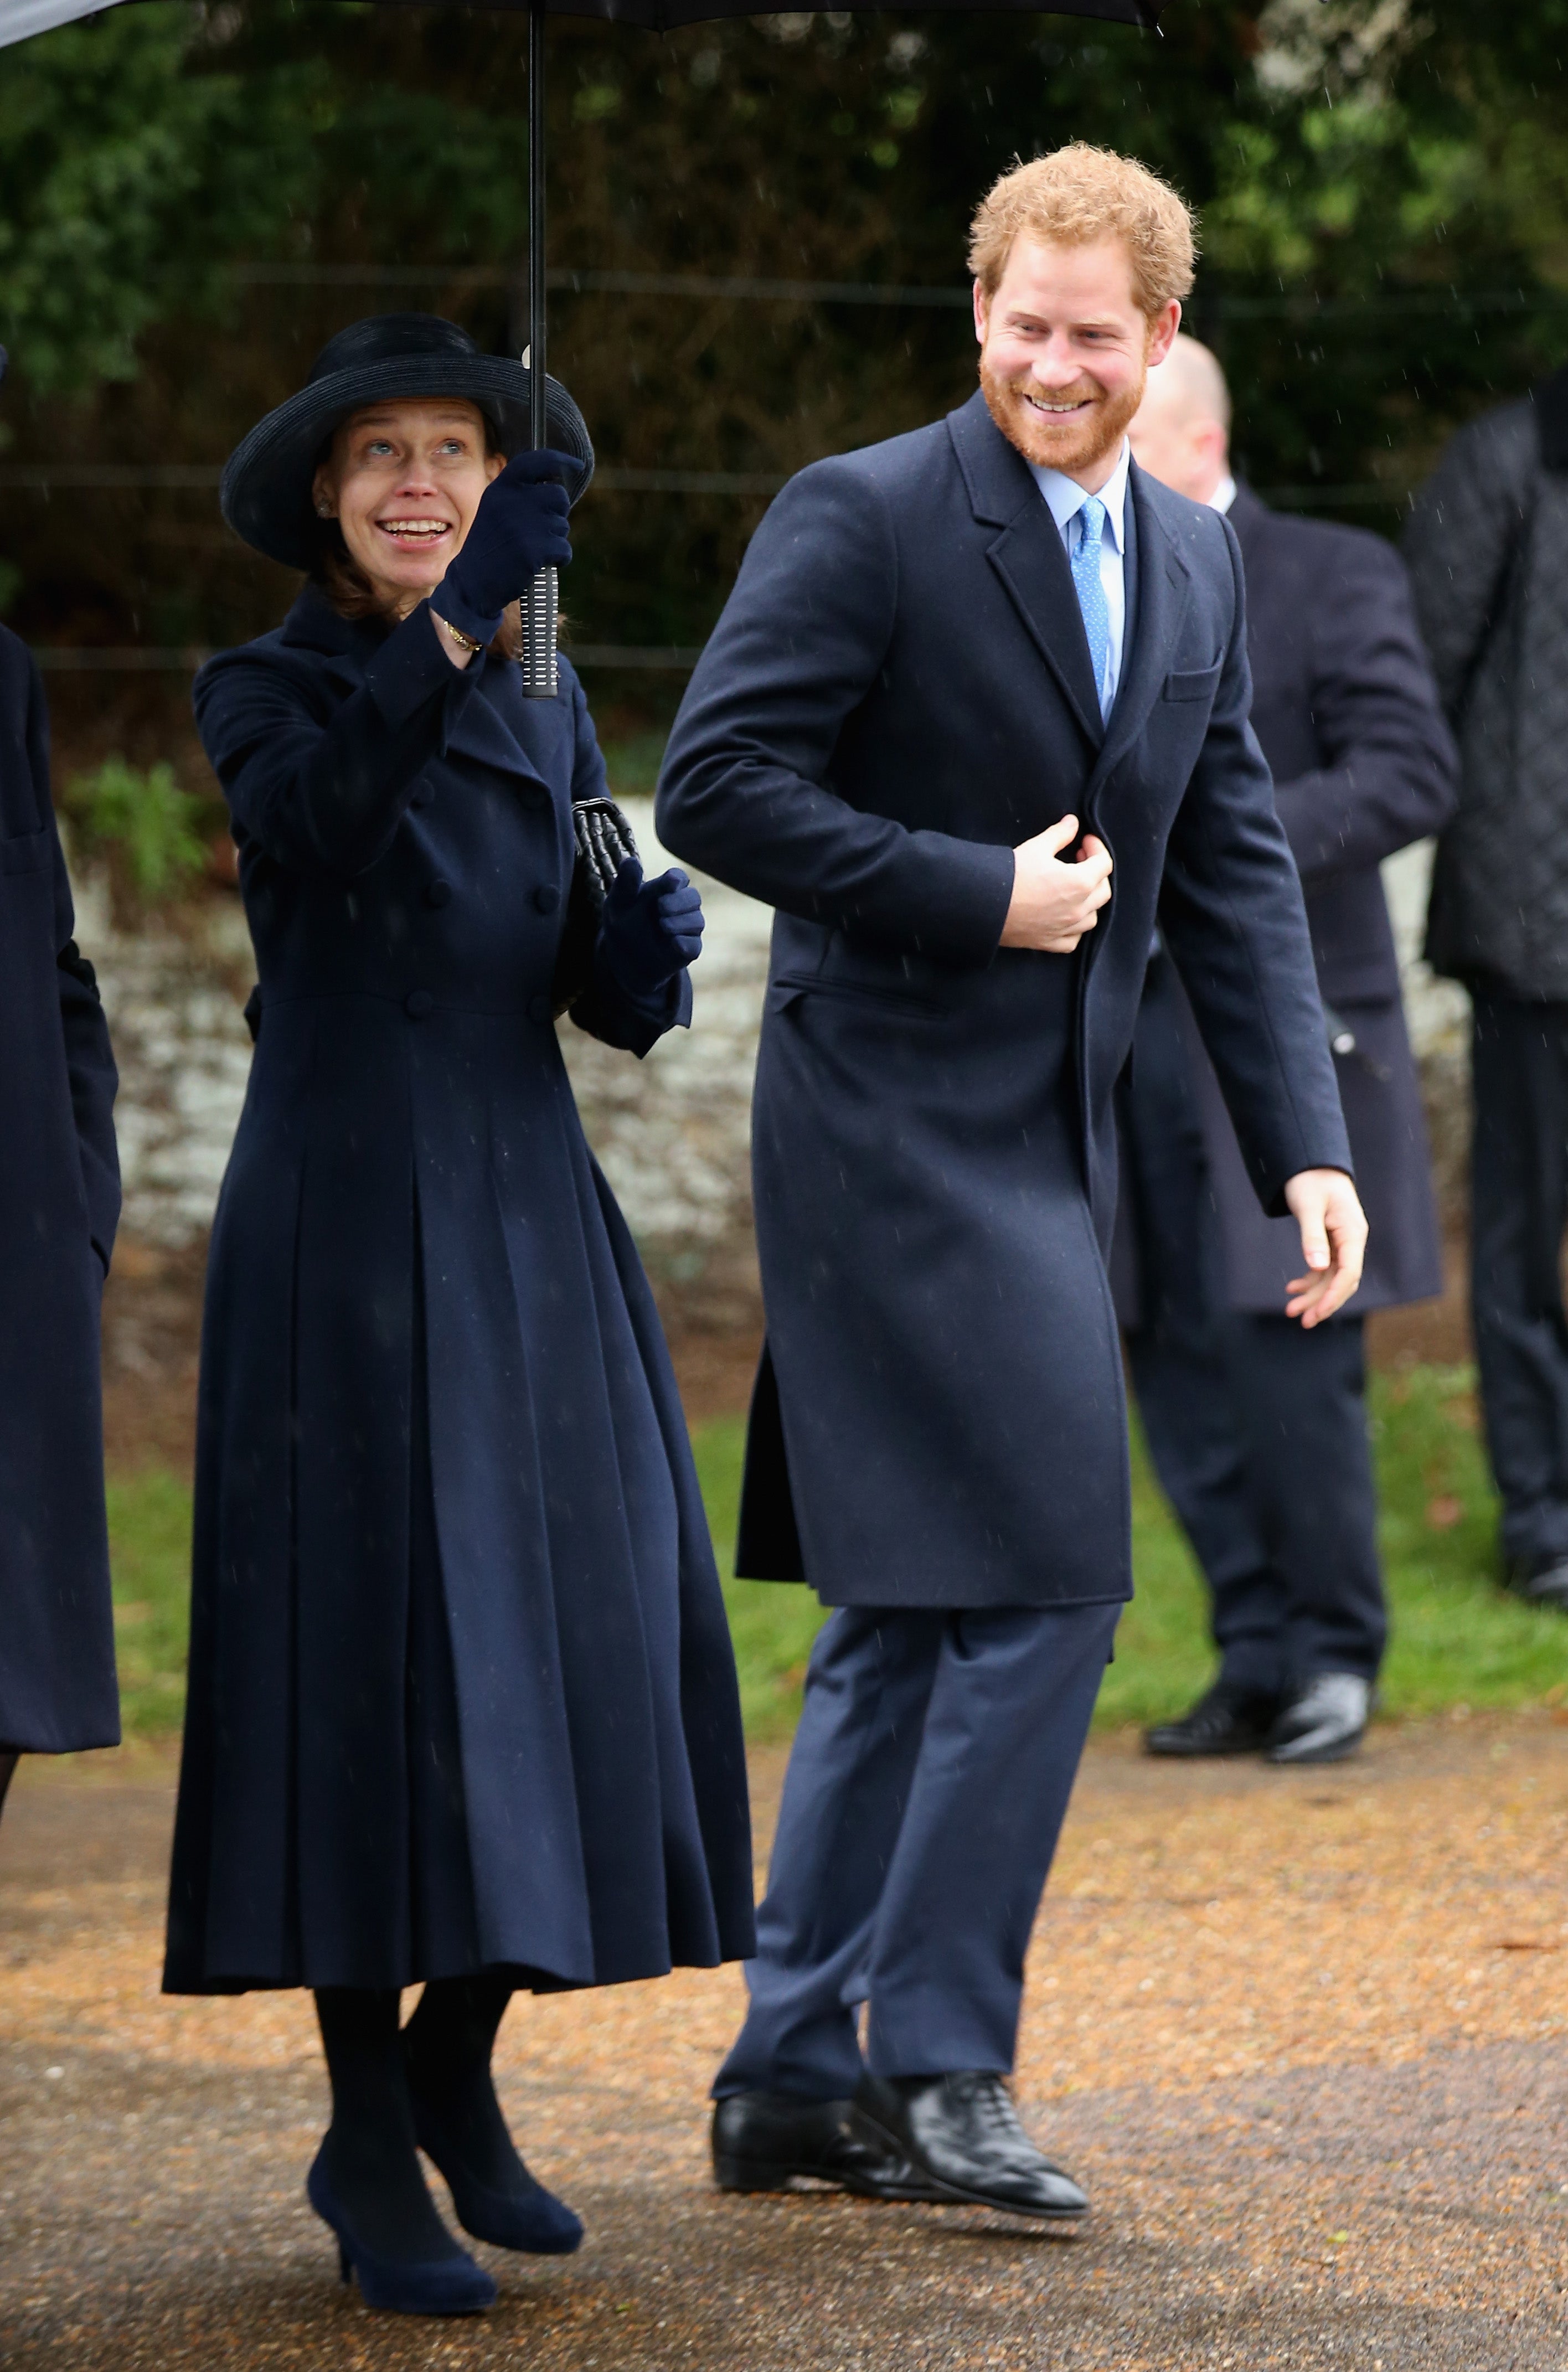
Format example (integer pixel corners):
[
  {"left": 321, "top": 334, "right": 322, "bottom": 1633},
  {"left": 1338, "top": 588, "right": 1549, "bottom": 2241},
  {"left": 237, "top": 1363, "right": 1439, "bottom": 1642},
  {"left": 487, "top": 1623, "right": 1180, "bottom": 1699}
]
[
  {"left": 405, "top": 988, "right": 434, "bottom": 1019},
  {"left": 533, "top": 883, "right": 560, "bottom": 914},
  {"left": 425, "top": 879, "right": 453, "bottom": 909},
  {"left": 526, "top": 993, "right": 551, "bottom": 1025}
]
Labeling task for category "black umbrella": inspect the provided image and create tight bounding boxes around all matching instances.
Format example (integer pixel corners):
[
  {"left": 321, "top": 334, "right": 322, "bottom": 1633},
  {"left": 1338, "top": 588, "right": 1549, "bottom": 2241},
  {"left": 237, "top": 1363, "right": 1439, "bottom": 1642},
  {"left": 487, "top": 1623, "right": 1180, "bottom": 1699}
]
[{"left": 2, "top": 0, "right": 1162, "bottom": 690}]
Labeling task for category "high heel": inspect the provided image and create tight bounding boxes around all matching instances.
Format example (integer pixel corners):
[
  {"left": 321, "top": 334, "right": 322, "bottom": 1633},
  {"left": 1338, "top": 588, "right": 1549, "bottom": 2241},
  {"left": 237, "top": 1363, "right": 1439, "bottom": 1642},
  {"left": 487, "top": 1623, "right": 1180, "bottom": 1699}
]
[
  {"left": 411, "top": 2101, "right": 583, "bottom": 2256},
  {"left": 307, "top": 2148, "right": 497, "bottom": 2315}
]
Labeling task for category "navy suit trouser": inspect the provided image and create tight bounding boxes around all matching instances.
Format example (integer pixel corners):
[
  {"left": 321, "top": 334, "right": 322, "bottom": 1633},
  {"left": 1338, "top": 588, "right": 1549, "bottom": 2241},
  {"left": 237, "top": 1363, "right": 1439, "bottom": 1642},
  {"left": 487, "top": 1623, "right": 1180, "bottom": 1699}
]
[
  {"left": 1470, "top": 992, "right": 1568, "bottom": 1567},
  {"left": 1120, "top": 962, "right": 1385, "bottom": 1692},
  {"left": 1128, "top": 1311, "right": 1384, "bottom": 1692},
  {"left": 713, "top": 1600, "right": 1119, "bottom": 2101}
]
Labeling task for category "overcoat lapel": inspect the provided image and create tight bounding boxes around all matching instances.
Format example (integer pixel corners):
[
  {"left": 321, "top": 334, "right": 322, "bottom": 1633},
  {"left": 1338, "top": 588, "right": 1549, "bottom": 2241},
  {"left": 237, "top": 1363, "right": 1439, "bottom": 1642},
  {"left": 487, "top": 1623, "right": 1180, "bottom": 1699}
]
[
  {"left": 946, "top": 395, "right": 1104, "bottom": 749},
  {"left": 1086, "top": 465, "right": 1192, "bottom": 805}
]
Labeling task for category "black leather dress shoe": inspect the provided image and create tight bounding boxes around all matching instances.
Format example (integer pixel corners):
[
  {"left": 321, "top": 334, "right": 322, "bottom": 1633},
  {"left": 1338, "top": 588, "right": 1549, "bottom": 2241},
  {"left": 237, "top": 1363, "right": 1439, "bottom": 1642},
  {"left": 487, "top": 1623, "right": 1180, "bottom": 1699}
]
[
  {"left": 711, "top": 2091, "right": 936, "bottom": 2200},
  {"left": 1265, "top": 1672, "right": 1370, "bottom": 1765},
  {"left": 1144, "top": 1679, "right": 1282, "bottom": 1758},
  {"left": 853, "top": 2072, "right": 1088, "bottom": 2220},
  {"left": 1505, "top": 1553, "right": 1568, "bottom": 1611}
]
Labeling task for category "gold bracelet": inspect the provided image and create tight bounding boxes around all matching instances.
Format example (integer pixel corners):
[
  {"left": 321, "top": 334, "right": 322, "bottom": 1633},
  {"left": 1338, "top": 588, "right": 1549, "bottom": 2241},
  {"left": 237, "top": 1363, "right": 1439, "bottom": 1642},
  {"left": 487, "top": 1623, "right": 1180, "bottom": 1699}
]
[{"left": 434, "top": 609, "right": 483, "bottom": 654}]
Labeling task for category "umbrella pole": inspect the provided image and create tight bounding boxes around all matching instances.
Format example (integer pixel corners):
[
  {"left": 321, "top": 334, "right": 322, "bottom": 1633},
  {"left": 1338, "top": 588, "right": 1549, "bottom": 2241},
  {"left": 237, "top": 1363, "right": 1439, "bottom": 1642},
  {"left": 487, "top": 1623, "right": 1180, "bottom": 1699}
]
[{"left": 522, "top": 0, "right": 558, "bottom": 698}]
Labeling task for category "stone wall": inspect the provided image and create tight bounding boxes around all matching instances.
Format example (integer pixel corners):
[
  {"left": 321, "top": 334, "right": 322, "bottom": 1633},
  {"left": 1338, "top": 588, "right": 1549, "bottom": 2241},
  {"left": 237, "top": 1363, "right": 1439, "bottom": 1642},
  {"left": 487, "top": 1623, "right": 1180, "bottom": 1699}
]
[{"left": 80, "top": 822, "right": 1472, "bottom": 1320}]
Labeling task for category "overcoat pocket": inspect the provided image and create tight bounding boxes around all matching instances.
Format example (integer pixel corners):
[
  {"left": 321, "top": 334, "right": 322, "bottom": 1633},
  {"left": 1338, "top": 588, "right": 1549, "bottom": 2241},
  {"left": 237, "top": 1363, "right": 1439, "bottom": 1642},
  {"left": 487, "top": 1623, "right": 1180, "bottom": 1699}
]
[
  {"left": 1, "top": 829, "right": 47, "bottom": 876},
  {"left": 1162, "top": 662, "right": 1224, "bottom": 704}
]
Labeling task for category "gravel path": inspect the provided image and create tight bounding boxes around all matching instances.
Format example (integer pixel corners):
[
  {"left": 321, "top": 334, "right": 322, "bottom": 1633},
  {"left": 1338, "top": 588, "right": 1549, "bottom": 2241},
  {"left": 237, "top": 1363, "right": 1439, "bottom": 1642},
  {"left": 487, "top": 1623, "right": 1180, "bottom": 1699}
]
[{"left": 4, "top": 1716, "right": 1567, "bottom": 2369}]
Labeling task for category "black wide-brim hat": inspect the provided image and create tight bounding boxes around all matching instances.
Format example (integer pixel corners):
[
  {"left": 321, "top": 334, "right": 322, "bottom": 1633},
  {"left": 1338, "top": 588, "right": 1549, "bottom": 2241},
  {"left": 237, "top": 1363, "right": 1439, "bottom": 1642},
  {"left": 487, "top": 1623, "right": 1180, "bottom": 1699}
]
[{"left": 220, "top": 312, "right": 595, "bottom": 571}]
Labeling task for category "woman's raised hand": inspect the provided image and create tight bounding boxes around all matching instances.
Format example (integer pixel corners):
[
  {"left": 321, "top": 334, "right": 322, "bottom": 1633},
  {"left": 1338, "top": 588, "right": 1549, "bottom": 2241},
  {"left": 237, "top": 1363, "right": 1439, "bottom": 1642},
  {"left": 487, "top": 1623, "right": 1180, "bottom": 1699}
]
[
  {"left": 599, "top": 859, "right": 705, "bottom": 1000},
  {"left": 432, "top": 450, "right": 575, "bottom": 644}
]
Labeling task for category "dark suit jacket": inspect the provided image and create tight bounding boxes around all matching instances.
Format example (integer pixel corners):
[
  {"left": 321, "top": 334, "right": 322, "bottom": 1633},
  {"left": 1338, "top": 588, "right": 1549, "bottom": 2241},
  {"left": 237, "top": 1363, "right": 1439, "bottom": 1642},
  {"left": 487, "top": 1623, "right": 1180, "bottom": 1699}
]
[
  {"left": 1120, "top": 488, "right": 1454, "bottom": 1318},
  {"left": 657, "top": 394, "right": 1350, "bottom": 1610},
  {"left": 1231, "top": 485, "right": 1457, "bottom": 1005},
  {"left": 0, "top": 627, "right": 120, "bottom": 1751}
]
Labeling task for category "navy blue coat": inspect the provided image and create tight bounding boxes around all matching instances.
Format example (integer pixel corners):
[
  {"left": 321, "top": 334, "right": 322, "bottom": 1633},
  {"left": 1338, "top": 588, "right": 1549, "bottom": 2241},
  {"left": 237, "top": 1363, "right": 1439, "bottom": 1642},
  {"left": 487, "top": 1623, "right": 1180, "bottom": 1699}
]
[
  {"left": 1120, "top": 488, "right": 1454, "bottom": 1317},
  {"left": 164, "top": 589, "right": 753, "bottom": 1994},
  {"left": 658, "top": 394, "right": 1352, "bottom": 1612},
  {"left": 0, "top": 628, "right": 120, "bottom": 1754}
]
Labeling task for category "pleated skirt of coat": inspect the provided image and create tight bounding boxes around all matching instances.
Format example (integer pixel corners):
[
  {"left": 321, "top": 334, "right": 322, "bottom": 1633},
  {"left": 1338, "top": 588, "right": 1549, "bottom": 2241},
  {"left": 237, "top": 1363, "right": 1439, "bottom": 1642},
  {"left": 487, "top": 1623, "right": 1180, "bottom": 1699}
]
[{"left": 163, "top": 998, "right": 755, "bottom": 1993}]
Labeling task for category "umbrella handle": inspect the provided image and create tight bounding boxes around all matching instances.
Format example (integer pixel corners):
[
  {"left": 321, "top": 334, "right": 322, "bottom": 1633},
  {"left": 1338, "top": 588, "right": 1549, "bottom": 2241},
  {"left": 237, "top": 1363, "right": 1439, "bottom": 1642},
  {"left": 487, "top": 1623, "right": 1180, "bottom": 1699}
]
[
  {"left": 522, "top": 2, "right": 558, "bottom": 701},
  {"left": 521, "top": 563, "right": 558, "bottom": 699}
]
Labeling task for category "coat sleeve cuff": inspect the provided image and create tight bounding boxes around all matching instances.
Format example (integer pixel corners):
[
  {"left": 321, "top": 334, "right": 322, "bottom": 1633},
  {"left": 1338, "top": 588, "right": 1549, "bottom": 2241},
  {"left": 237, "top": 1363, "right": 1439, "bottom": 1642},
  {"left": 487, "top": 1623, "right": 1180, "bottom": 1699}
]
[
  {"left": 363, "top": 604, "right": 478, "bottom": 729},
  {"left": 903, "top": 834, "right": 1016, "bottom": 967}
]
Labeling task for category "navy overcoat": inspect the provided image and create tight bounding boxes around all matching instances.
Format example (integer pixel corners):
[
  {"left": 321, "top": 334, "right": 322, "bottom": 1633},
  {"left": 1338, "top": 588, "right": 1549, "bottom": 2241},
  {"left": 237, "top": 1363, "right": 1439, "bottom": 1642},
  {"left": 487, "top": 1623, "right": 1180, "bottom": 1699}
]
[
  {"left": 657, "top": 394, "right": 1352, "bottom": 1612},
  {"left": 1117, "top": 487, "right": 1455, "bottom": 1321},
  {"left": 164, "top": 588, "right": 754, "bottom": 1994},
  {"left": 0, "top": 627, "right": 120, "bottom": 1754}
]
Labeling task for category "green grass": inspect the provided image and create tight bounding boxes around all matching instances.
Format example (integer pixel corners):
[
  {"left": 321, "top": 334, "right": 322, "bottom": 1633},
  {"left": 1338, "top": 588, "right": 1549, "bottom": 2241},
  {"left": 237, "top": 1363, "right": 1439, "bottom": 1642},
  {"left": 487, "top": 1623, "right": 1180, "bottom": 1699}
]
[
  {"left": 105, "top": 1365, "right": 1568, "bottom": 1744},
  {"left": 106, "top": 1467, "right": 197, "bottom": 1737},
  {"left": 598, "top": 732, "right": 670, "bottom": 806}
]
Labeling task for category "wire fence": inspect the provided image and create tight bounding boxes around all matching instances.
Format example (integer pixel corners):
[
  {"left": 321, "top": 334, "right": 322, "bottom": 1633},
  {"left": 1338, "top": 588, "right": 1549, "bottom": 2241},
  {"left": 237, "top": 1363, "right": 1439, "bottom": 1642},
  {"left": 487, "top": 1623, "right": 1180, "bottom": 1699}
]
[{"left": 14, "top": 261, "right": 1542, "bottom": 671}]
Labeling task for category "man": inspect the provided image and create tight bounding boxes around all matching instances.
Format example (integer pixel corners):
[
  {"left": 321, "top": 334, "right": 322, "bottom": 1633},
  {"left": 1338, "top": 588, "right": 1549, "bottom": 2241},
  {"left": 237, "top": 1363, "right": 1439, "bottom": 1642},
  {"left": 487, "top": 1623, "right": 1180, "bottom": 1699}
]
[
  {"left": 657, "top": 146, "right": 1363, "bottom": 2222},
  {"left": 0, "top": 350, "right": 122, "bottom": 1819},
  {"left": 1405, "top": 372, "right": 1568, "bottom": 1610},
  {"left": 1120, "top": 337, "right": 1457, "bottom": 1764}
]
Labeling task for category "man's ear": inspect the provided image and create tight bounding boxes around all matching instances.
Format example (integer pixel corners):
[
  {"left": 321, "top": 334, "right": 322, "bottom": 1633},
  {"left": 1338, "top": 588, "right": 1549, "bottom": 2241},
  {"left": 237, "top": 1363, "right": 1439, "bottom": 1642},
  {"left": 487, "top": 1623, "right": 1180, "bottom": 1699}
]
[
  {"left": 1145, "top": 300, "right": 1182, "bottom": 372},
  {"left": 972, "top": 280, "right": 989, "bottom": 348}
]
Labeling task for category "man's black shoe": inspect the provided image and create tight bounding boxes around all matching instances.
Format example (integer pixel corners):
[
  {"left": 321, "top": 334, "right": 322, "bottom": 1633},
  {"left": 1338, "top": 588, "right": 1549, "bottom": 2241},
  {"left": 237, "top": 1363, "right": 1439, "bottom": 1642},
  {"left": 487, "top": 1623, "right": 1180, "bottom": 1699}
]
[
  {"left": 1504, "top": 1553, "right": 1568, "bottom": 1612},
  {"left": 1265, "top": 1672, "right": 1370, "bottom": 1765},
  {"left": 1144, "top": 1679, "right": 1282, "bottom": 1759},
  {"left": 853, "top": 2071, "right": 1088, "bottom": 2220},
  {"left": 711, "top": 2090, "right": 937, "bottom": 2200}
]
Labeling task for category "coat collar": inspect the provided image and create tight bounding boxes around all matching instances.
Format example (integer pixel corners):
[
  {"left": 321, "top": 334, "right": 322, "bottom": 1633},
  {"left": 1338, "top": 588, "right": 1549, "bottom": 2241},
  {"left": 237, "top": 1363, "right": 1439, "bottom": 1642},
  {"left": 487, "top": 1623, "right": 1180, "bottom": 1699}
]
[
  {"left": 947, "top": 391, "right": 1105, "bottom": 746},
  {"left": 277, "top": 581, "right": 390, "bottom": 668},
  {"left": 1224, "top": 479, "right": 1270, "bottom": 554},
  {"left": 274, "top": 583, "right": 552, "bottom": 788}
]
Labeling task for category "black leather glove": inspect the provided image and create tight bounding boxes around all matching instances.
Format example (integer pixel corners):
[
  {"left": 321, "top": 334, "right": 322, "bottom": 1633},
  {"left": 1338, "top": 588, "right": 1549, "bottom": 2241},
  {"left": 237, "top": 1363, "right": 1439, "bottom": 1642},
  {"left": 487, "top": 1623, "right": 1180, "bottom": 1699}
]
[
  {"left": 432, "top": 449, "right": 575, "bottom": 644},
  {"left": 599, "top": 859, "right": 705, "bottom": 1000}
]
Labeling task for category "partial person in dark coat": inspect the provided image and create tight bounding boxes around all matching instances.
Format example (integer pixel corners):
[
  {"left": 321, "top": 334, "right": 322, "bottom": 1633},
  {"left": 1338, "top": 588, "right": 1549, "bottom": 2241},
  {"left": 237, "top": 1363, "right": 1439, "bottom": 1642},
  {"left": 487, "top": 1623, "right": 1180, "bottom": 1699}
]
[
  {"left": 163, "top": 316, "right": 754, "bottom": 2318},
  {"left": 1405, "top": 366, "right": 1568, "bottom": 1611},
  {"left": 658, "top": 150, "right": 1362, "bottom": 2225},
  {"left": 1117, "top": 336, "right": 1457, "bottom": 1765},
  {"left": 0, "top": 336, "right": 121, "bottom": 1814}
]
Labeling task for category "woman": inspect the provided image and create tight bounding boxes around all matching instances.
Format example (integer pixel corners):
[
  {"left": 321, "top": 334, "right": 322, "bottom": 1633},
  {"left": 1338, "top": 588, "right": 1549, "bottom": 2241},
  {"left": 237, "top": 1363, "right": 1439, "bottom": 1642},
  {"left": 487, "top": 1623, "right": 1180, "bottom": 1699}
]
[{"left": 163, "top": 315, "right": 754, "bottom": 2317}]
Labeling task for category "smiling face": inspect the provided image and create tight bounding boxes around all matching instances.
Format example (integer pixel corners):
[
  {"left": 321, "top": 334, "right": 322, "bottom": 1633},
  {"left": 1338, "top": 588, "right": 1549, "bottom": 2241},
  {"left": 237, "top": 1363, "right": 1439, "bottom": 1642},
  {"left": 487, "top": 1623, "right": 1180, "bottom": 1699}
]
[
  {"left": 312, "top": 398, "right": 504, "bottom": 613},
  {"left": 974, "top": 234, "right": 1180, "bottom": 492}
]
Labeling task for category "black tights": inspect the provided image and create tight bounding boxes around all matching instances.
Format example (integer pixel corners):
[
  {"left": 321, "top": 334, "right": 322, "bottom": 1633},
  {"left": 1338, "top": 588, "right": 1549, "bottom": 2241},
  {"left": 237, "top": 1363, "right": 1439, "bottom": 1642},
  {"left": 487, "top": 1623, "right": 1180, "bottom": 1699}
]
[{"left": 314, "top": 1977, "right": 518, "bottom": 2262}]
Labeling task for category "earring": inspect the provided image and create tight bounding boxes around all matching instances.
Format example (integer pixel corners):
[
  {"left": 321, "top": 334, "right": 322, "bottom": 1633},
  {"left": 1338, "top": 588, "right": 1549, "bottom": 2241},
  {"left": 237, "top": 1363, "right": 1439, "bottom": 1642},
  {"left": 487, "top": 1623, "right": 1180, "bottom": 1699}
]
[{"left": 317, "top": 503, "right": 333, "bottom": 519}]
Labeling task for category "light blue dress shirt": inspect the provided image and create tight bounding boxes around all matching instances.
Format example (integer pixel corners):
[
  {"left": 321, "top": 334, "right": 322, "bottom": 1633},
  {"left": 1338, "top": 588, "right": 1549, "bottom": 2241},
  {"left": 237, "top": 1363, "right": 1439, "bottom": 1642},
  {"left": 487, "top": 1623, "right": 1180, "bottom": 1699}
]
[{"left": 1028, "top": 437, "right": 1132, "bottom": 714}]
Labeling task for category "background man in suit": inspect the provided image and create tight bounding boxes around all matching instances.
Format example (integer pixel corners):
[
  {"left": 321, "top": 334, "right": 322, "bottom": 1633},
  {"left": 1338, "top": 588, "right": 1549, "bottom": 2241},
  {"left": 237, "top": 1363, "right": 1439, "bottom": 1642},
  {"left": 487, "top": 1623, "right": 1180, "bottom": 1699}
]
[
  {"left": 658, "top": 147, "right": 1364, "bottom": 2224},
  {"left": 1404, "top": 374, "right": 1568, "bottom": 1611},
  {"left": 1120, "top": 338, "right": 1457, "bottom": 1765}
]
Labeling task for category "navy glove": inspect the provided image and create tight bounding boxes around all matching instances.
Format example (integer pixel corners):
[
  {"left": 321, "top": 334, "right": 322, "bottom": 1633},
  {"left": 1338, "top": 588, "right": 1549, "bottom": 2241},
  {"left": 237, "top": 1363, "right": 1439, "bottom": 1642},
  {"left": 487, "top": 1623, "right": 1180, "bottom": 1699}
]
[
  {"left": 432, "top": 449, "right": 575, "bottom": 644},
  {"left": 599, "top": 858, "right": 705, "bottom": 1000}
]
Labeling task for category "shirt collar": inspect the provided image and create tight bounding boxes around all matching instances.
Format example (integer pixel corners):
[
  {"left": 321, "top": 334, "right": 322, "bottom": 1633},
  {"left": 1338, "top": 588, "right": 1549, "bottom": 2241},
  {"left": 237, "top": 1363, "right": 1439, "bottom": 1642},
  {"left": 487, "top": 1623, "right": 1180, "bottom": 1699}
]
[
  {"left": 1028, "top": 437, "right": 1131, "bottom": 550},
  {"left": 1208, "top": 472, "right": 1237, "bottom": 515}
]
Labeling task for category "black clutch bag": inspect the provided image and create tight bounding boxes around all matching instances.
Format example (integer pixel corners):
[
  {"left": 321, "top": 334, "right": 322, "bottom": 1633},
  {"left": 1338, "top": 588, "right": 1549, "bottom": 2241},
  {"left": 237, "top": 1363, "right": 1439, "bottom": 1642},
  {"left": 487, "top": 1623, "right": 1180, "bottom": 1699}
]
[{"left": 551, "top": 793, "right": 641, "bottom": 1014}]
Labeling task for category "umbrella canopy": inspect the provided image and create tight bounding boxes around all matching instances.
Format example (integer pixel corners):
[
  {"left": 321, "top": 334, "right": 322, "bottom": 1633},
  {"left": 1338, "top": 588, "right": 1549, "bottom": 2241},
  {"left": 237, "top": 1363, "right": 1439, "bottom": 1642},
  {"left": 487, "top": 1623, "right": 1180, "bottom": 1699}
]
[
  {"left": 2, "top": 0, "right": 1156, "bottom": 38},
  {"left": 0, "top": 0, "right": 1163, "bottom": 687}
]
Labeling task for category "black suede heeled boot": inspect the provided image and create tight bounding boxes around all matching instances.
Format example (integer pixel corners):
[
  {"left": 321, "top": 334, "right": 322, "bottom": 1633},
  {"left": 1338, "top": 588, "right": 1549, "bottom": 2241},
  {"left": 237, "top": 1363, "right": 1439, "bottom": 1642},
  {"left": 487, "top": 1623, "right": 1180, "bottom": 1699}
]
[
  {"left": 310, "top": 1987, "right": 495, "bottom": 2315},
  {"left": 404, "top": 1974, "right": 582, "bottom": 2254}
]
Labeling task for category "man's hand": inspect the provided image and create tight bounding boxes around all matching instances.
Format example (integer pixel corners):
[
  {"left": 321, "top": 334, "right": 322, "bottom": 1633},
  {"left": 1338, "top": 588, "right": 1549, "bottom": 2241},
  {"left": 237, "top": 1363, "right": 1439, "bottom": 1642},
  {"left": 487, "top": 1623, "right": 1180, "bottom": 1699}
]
[
  {"left": 1283, "top": 1168, "right": 1368, "bottom": 1327},
  {"left": 999, "top": 815, "right": 1113, "bottom": 953}
]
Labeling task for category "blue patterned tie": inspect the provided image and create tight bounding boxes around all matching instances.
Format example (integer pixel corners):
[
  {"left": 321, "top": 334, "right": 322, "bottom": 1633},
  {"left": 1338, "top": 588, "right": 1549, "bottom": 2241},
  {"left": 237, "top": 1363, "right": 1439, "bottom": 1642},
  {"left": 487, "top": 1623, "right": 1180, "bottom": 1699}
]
[{"left": 1070, "top": 494, "right": 1111, "bottom": 716}]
